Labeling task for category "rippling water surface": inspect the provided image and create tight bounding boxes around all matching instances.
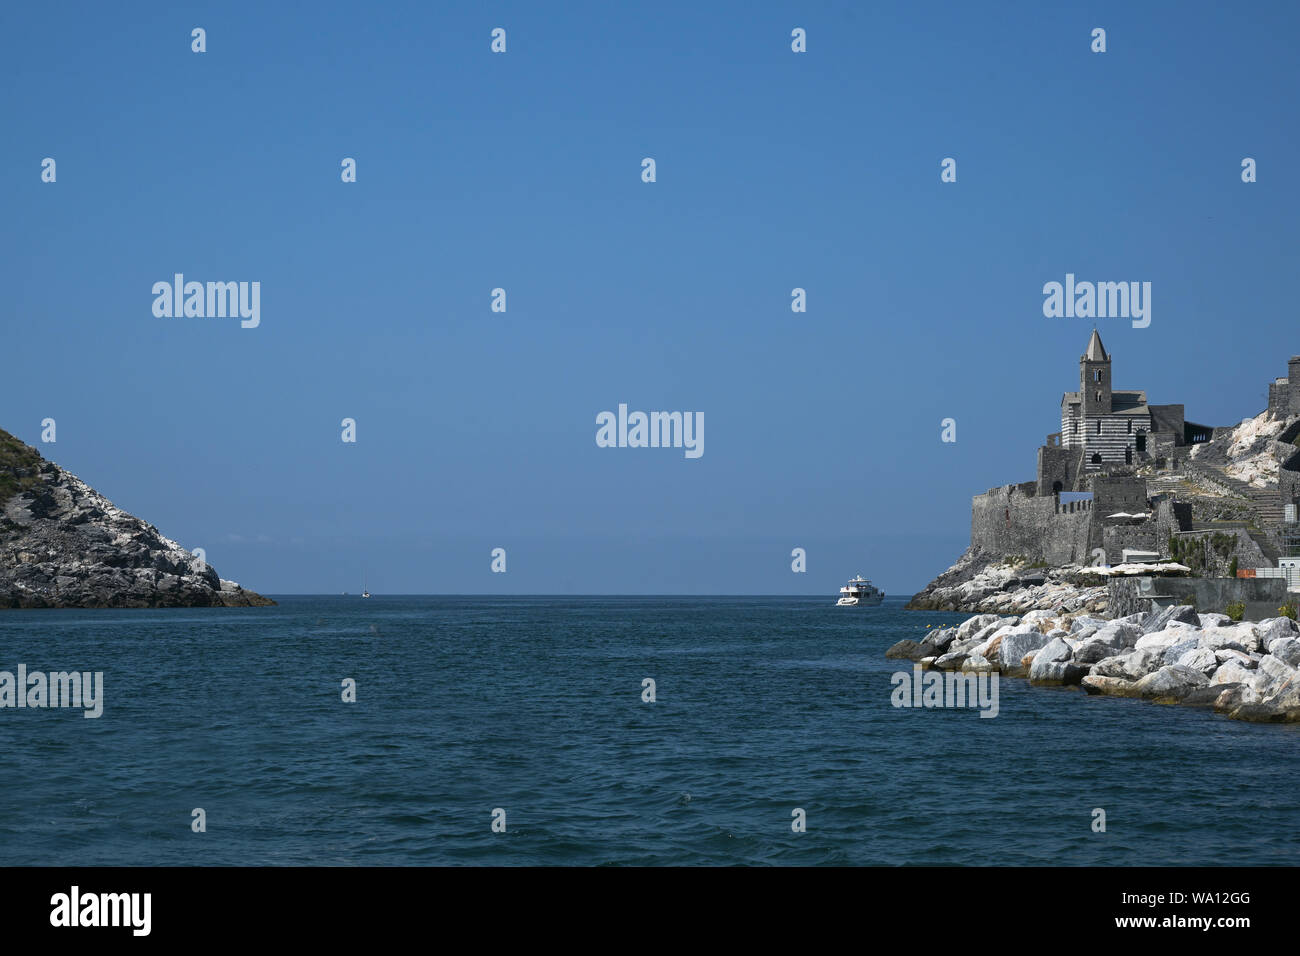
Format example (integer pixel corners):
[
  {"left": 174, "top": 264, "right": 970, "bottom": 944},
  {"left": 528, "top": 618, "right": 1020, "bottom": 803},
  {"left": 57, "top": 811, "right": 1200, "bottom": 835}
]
[{"left": 1, "top": 595, "right": 1297, "bottom": 865}]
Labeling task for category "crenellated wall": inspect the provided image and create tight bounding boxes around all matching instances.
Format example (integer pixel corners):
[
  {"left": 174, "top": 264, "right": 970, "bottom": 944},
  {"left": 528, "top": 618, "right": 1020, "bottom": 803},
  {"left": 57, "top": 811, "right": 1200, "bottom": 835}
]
[
  {"left": 970, "top": 484, "right": 1093, "bottom": 565},
  {"left": 970, "top": 477, "right": 1180, "bottom": 567}
]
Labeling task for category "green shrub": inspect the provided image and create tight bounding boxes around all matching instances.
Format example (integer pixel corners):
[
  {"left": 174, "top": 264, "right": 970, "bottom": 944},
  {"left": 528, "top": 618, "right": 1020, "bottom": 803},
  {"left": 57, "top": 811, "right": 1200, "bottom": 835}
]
[
  {"left": 1225, "top": 601, "right": 1246, "bottom": 622},
  {"left": 1230, "top": 557, "right": 1239, "bottom": 578},
  {"left": 0, "top": 429, "right": 45, "bottom": 504},
  {"left": 1281, "top": 603, "right": 1298, "bottom": 621}
]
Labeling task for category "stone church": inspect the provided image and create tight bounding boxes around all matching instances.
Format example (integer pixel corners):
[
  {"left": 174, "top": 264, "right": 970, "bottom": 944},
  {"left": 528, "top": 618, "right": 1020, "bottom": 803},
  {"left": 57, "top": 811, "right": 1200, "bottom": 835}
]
[
  {"left": 1037, "top": 330, "right": 1194, "bottom": 493},
  {"left": 1037, "top": 330, "right": 1300, "bottom": 496}
]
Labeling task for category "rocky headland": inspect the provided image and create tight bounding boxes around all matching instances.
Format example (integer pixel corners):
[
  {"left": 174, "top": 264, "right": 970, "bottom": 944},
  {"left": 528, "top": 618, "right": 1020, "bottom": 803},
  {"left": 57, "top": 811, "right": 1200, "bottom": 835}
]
[
  {"left": 887, "top": 605, "right": 1300, "bottom": 723},
  {"left": 896, "top": 341, "right": 1300, "bottom": 722},
  {"left": 0, "top": 428, "right": 273, "bottom": 608}
]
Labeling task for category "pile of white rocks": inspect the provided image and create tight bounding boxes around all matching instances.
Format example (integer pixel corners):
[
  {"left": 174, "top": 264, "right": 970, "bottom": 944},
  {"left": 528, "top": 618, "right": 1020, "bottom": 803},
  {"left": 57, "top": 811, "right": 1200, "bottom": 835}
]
[
  {"left": 886, "top": 605, "right": 1300, "bottom": 722},
  {"left": 905, "top": 560, "right": 1109, "bottom": 615}
]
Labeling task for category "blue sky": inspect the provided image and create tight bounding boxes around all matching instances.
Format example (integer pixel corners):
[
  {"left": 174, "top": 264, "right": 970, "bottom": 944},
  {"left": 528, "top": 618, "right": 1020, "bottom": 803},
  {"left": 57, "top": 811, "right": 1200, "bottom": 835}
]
[{"left": 3, "top": 1, "right": 1298, "bottom": 594}]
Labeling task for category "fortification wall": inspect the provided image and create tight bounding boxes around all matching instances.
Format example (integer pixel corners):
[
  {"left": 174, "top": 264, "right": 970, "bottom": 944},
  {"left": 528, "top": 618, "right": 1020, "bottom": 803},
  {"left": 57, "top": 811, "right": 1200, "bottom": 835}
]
[
  {"left": 970, "top": 484, "right": 1092, "bottom": 565},
  {"left": 1036, "top": 444, "right": 1081, "bottom": 494},
  {"left": 1102, "top": 523, "right": 1159, "bottom": 564},
  {"left": 1269, "top": 379, "right": 1293, "bottom": 418},
  {"left": 1290, "top": 357, "right": 1300, "bottom": 415},
  {"left": 1093, "top": 476, "right": 1148, "bottom": 515}
]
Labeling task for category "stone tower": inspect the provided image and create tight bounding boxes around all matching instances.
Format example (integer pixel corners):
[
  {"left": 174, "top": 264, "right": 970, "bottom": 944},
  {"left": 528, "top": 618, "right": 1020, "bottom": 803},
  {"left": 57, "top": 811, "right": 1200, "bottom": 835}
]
[
  {"left": 1080, "top": 329, "right": 1112, "bottom": 417},
  {"left": 1290, "top": 356, "right": 1300, "bottom": 415}
]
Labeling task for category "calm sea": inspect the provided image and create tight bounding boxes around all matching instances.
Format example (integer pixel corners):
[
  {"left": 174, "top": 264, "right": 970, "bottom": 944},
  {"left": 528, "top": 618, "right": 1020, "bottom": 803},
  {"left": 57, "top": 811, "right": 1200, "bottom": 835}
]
[{"left": 1, "top": 595, "right": 1297, "bottom": 865}]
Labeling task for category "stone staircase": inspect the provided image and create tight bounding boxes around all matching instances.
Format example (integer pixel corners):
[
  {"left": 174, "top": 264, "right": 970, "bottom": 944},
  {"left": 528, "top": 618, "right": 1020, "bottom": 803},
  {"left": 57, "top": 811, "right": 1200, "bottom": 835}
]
[{"left": 1182, "top": 459, "right": 1283, "bottom": 564}]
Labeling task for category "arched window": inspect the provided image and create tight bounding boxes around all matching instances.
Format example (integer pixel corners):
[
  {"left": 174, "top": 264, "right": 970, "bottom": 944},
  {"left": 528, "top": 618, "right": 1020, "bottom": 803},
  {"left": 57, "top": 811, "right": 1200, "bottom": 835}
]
[
  {"left": 1125, "top": 447, "right": 1133, "bottom": 465},
  {"left": 1096, "top": 420, "right": 1102, "bottom": 434},
  {"left": 1127, "top": 420, "right": 1132, "bottom": 434},
  {"left": 1136, "top": 431, "right": 1146, "bottom": 452},
  {"left": 1091, "top": 453, "right": 1102, "bottom": 464}
]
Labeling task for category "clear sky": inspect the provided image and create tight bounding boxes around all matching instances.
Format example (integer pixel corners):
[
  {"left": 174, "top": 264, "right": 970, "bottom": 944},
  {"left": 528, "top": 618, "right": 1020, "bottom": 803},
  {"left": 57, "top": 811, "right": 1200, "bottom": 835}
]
[{"left": 3, "top": 1, "right": 1298, "bottom": 595}]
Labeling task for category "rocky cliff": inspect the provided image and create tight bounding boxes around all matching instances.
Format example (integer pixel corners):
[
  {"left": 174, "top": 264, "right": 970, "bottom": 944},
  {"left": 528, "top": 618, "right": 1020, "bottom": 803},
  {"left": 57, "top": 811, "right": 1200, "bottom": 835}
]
[{"left": 0, "top": 428, "right": 273, "bottom": 608}]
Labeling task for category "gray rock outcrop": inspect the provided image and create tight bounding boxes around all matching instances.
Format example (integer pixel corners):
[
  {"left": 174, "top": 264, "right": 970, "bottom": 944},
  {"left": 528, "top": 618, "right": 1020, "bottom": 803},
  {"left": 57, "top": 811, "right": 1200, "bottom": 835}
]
[{"left": 1, "top": 428, "right": 273, "bottom": 608}]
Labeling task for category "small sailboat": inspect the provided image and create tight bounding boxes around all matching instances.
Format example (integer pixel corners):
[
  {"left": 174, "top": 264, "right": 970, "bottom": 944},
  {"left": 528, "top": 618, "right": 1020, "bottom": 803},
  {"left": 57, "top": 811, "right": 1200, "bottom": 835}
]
[{"left": 362, "top": 572, "right": 370, "bottom": 599}]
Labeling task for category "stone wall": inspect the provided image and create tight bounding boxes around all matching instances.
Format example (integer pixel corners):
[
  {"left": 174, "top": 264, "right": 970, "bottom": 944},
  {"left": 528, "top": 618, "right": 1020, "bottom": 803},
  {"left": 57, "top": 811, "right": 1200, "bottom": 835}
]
[
  {"left": 1036, "top": 444, "right": 1082, "bottom": 494},
  {"left": 1102, "top": 523, "right": 1160, "bottom": 564},
  {"left": 1148, "top": 404, "right": 1185, "bottom": 448},
  {"left": 1093, "top": 476, "right": 1148, "bottom": 515},
  {"left": 1107, "top": 575, "right": 1290, "bottom": 618},
  {"left": 1281, "top": 449, "right": 1300, "bottom": 513},
  {"left": 972, "top": 479, "right": 1179, "bottom": 567},
  {"left": 1106, "top": 578, "right": 1148, "bottom": 617},
  {"left": 1269, "top": 379, "right": 1293, "bottom": 418},
  {"left": 970, "top": 483, "right": 1093, "bottom": 565},
  {"left": 1290, "top": 357, "right": 1300, "bottom": 415},
  {"left": 968, "top": 479, "right": 1267, "bottom": 570}
]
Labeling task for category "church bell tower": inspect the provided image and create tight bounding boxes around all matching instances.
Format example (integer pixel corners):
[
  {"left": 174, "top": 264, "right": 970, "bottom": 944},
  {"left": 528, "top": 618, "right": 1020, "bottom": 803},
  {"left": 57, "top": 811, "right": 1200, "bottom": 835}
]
[{"left": 1081, "top": 328, "right": 1112, "bottom": 417}]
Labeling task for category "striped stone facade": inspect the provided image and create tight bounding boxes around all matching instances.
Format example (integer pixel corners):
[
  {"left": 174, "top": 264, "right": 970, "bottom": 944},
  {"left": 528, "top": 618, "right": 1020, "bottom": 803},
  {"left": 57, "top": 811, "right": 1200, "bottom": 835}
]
[
  {"left": 1061, "top": 405, "right": 1151, "bottom": 471},
  {"left": 1058, "top": 330, "right": 1151, "bottom": 473}
]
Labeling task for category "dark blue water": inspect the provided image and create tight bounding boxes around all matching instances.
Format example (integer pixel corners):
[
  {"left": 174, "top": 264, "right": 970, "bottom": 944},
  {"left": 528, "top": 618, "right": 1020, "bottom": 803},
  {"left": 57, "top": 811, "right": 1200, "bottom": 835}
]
[{"left": 1, "top": 596, "right": 1297, "bottom": 865}]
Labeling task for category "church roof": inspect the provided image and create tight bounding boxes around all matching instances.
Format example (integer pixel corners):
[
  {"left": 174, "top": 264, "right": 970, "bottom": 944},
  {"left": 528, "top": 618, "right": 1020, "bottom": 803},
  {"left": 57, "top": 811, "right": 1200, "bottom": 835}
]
[
  {"left": 1061, "top": 389, "right": 1149, "bottom": 415},
  {"left": 1084, "top": 329, "right": 1108, "bottom": 362},
  {"left": 1112, "top": 390, "right": 1149, "bottom": 413}
]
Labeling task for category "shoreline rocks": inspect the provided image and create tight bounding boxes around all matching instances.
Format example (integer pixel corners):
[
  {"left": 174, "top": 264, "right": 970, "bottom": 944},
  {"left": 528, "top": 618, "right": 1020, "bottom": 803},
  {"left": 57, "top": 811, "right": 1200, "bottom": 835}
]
[
  {"left": 906, "top": 549, "right": 1109, "bottom": 615},
  {"left": 1, "top": 428, "right": 273, "bottom": 609},
  {"left": 887, "top": 607, "right": 1300, "bottom": 723}
]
